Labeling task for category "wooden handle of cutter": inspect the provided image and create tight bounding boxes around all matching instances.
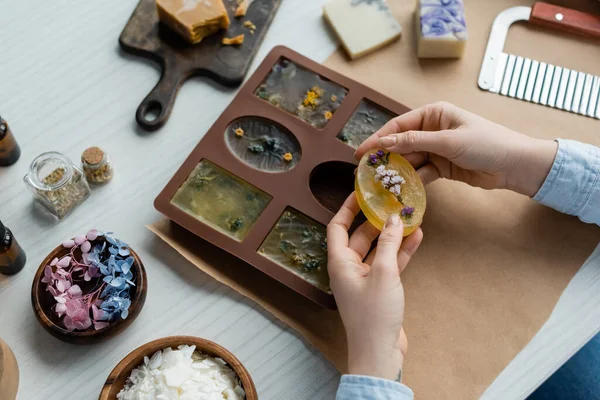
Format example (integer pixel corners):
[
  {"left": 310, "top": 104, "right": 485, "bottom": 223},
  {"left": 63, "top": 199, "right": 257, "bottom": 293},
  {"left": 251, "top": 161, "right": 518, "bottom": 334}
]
[{"left": 530, "top": 2, "right": 600, "bottom": 38}]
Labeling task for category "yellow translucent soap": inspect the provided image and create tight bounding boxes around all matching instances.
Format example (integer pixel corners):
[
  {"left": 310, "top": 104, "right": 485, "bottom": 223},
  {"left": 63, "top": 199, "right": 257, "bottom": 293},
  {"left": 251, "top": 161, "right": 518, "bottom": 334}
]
[{"left": 355, "top": 150, "right": 426, "bottom": 236}]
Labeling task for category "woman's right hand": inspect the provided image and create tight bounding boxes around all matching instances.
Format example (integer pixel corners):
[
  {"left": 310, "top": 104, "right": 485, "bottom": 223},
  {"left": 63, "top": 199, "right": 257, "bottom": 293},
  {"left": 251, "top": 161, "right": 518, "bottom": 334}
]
[{"left": 355, "top": 102, "right": 558, "bottom": 197}]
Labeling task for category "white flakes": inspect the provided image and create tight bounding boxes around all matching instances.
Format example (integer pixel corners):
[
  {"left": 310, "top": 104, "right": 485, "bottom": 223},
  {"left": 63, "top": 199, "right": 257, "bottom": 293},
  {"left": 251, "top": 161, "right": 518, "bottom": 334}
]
[{"left": 117, "top": 345, "right": 246, "bottom": 400}]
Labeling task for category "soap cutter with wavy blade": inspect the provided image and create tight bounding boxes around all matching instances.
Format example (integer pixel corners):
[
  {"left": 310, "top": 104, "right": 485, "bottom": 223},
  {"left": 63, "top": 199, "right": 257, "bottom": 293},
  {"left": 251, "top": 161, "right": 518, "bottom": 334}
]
[{"left": 478, "top": 2, "right": 600, "bottom": 119}]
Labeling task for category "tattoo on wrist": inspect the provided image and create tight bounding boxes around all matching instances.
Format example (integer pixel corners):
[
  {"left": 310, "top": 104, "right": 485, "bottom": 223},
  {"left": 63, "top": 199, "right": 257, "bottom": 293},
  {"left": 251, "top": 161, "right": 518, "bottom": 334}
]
[{"left": 395, "top": 369, "right": 402, "bottom": 383}]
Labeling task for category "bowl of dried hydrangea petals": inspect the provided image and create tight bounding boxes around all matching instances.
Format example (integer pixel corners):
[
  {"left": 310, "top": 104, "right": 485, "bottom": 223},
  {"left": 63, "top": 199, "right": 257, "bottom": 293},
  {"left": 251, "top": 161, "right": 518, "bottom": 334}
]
[
  {"left": 99, "top": 336, "right": 257, "bottom": 400},
  {"left": 31, "top": 229, "right": 147, "bottom": 344}
]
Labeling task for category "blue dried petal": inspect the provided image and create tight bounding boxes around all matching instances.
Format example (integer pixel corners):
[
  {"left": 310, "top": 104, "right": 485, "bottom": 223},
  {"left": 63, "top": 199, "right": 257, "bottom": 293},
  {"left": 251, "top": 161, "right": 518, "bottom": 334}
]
[
  {"left": 110, "top": 277, "right": 125, "bottom": 288},
  {"left": 108, "top": 246, "right": 118, "bottom": 255},
  {"left": 122, "top": 263, "right": 131, "bottom": 275},
  {"left": 126, "top": 257, "right": 134, "bottom": 266},
  {"left": 119, "top": 247, "right": 130, "bottom": 257},
  {"left": 121, "top": 308, "right": 129, "bottom": 319},
  {"left": 103, "top": 276, "right": 113, "bottom": 283}
]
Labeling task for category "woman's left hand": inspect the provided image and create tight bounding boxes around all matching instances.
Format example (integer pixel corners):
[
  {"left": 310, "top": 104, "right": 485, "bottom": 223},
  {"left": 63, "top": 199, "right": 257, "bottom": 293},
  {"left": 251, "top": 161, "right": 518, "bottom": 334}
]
[{"left": 327, "top": 193, "right": 423, "bottom": 381}]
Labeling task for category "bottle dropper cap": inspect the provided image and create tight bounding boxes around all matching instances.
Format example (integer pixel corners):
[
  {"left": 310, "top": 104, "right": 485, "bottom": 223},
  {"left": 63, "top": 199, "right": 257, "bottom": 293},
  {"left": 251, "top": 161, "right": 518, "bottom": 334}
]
[{"left": 0, "top": 220, "right": 5, "bottom": 238}]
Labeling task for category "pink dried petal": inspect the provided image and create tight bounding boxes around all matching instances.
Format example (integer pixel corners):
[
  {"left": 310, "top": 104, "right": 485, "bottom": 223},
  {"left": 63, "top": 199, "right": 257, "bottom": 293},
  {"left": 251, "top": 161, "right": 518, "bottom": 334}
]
[
  {"left": 56, "top": 303, "right": 67, "bottom": 315},
  {"left": 86, "top": 229, "right": 99, "bottom": 241},
  {"left": 56, "top": 279, "right": 67, "bottom": 293},
  {"left": 81, "top": 241, "right": 91, "bottom": 253},
  {"left": 94, "top": 321, "right": 110, "bottom": 330},
  {"left": 93, "top": 299, "right": 103, "bottom": 307},
  {"left": 65, "top": 301, "right": 78, "bottom": 316},
  {"left": 82, "top": 252, "right": 90, "bottom": 265},
  {"left": 62, "top": 239, "right": 75, "bottom": 248},
  {"left": 50, "top": 257, "right": 59, "bottom": 266},
  {"left": 56, "top": 269, "right": 68, "bottom": 276},
  {"left": 68, "top": 285, "right": 82, "bottom": 297},
  {"left": 48, "top": 286, "right": 59, "bottom": 296},
  {"left": 41, "top": 266, "right": 53, "bottom": 283},
  {"left": 74, "top": 235, "right": 86, "bottom": 245},
  {"left": 54, "top": 296, "right": 67, "bottom": 304},
  {"left": 83, "top": 271, "right": 91, "bottom": 282},
  {"left": 57, "top": 257, "right": 71, "bottom": 268},
  {"left": 88, "top": 266, "right": 99, "bottom": 278},
  {"left": 73, "top": 308, "right": 87, "bottom": 320},
  {"left": 64, "top": 316, "right": 75, "bottom": 331}
]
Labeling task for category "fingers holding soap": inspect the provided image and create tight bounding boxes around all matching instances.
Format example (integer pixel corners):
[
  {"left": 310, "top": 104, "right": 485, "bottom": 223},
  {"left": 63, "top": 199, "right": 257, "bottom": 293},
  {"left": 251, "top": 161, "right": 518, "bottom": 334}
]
[
  {"left": 355, "top": 108, "right": 428, "bottom": 159},
  {"left": 327, "top": 193, "right": 361, "bottom": 253},
  {"left": 348, "top": 220, "right": 380, "bottom": 260}
]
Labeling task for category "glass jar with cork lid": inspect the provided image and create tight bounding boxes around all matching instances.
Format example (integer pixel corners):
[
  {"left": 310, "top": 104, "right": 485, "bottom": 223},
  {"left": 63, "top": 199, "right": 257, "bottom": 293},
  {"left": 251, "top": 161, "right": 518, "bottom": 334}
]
[
  {"left": 81, "top": 146, "right": 113, "bottom": 185},
  {"left": 23, "top": 152, "right": 91, "bottom": 219}
]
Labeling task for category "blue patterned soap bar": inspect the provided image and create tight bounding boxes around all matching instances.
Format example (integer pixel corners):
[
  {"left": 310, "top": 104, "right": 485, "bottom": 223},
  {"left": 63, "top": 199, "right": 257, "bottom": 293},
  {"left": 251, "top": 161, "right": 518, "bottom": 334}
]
[{"left": 417, "top": 0, "right": 467, "bottom": 58}]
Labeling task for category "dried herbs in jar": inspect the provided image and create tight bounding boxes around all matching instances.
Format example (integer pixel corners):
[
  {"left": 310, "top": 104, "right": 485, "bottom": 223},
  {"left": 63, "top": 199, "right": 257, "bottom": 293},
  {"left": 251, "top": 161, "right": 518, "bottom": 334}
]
[{"left": 23, "top": 152, "right": 91, "bottom": 219}]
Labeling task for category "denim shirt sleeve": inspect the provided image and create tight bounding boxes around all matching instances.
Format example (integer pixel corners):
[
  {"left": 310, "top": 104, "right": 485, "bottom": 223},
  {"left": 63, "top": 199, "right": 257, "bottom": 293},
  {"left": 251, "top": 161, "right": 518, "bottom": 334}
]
[
  {"left": 335, "top": 375, "right": 414, "bottom": 400},
  {"left": 533, "top": 139, "right": 600, "bottom": 226}
]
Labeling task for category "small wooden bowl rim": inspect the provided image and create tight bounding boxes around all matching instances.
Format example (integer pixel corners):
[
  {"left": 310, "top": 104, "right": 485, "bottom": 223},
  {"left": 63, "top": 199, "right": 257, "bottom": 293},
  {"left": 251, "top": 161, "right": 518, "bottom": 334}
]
[
  {"left": 99, "top": 336, "right": 258, "bottom": 400},
  {"left": 31, "top": 239, "right": 147, "bottom": 341}
]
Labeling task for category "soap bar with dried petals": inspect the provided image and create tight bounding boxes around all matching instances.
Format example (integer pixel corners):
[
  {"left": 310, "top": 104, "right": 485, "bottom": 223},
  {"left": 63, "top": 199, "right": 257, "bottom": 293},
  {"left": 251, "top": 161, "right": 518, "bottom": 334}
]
[
  {"left": 323, "top": 0, "right": 402, "bottom": 60},
  {"left": 156, "top": 0, "right": 230, "bottom": 44},
  {"left": 355, "top": 150, "right": 426, "bottom": 236},
  {"left": 416, "top": 0, "right": 467, "bottom": 58}
]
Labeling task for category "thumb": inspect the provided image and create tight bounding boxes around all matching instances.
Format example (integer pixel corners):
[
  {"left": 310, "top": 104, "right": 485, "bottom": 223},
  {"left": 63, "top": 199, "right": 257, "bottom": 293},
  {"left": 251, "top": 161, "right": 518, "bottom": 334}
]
[
  {"left": 377, "top": 130, "right": 453, "bottom": 156},
  {"left": 372, "top": 214, "right": 404, "bottom": 279}
]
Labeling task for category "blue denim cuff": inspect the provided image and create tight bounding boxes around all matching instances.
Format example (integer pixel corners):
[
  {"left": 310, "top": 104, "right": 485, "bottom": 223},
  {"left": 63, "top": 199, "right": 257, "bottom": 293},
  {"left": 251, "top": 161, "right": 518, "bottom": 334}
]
[
  {"left": 533, "top": 139, "right": 600, "bottom": 225},
  {"left": 336, "top": 374, "right": 414, "bottom": 400}
]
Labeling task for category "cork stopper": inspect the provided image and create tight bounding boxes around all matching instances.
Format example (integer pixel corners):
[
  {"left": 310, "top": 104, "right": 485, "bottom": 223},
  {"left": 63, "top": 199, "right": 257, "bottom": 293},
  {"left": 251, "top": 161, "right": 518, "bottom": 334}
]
[{"left": 82, "top": 147, "right": 105, "bottom": 166}]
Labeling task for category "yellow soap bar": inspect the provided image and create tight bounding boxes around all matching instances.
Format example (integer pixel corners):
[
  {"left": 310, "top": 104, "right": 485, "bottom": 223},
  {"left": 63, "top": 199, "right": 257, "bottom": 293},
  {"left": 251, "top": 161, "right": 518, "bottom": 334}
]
[
  {"left": 157, "top": 0, "right": 230, "bottom": 44},
  {"left": 323, "top": 0, "right": 401, "bottom": 60},
  {"left": 355, "top": 150, "right": 426, "bottom": 236}
]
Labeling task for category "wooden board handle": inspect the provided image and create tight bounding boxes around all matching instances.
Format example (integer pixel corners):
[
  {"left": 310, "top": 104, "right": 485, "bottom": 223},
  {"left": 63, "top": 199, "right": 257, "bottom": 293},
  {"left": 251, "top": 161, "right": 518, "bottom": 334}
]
[
  {"left": 136, "top": 64, "right": 184, "bottom": 131},
  {"left": 530, "top": 2, "right": 600, "bottom": 38}
]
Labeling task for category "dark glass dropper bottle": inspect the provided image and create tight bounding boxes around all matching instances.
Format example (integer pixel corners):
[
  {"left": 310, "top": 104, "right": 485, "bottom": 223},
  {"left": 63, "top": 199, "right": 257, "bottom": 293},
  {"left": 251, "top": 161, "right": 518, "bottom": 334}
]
[
  {"left": 0, "top": 220, "right": 26, "bottom": 275},
  {"left": 0, "top": 115, "right": 21, "bottom": 167}
]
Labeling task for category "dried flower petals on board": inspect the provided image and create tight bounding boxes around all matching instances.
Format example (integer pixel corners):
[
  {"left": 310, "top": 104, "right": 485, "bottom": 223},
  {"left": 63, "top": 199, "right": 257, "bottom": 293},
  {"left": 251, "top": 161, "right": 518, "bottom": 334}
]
[
  {"left": 356, "top": 150, "right": 426, "bottom": 235},
  {"left": 117, "top": 345, "right": 246, "bottom": 400},
  {"left": 41, "top": 230, "right": 135, "bottom": 331}
]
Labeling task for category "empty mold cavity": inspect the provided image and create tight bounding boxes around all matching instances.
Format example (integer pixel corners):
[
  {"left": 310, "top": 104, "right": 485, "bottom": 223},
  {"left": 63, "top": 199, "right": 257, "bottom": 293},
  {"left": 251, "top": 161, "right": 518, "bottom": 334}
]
[
  {"left": 225, "top": 117, "right": 301, "bottom": 172},
  {"left": 309, "top": 161, "right": 356, "bottom": 214},
  {"left": 255, "top": 58, "right": 348, "bottom": 129},
  {"left": 171, "top": 160, "right": 272, "bottom": 241},
  {"left": 259, "top": 207, "right": 330, "bottom": 292},
  {"left": 337, "top": 99, "right": 396, "bottom": 149}
]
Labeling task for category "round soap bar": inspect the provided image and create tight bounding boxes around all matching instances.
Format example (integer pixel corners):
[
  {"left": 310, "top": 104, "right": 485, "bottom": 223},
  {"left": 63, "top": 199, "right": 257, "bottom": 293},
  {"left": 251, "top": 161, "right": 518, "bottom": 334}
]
[{"left": 355, "top": 150, "right": 426, "bottom": 236}]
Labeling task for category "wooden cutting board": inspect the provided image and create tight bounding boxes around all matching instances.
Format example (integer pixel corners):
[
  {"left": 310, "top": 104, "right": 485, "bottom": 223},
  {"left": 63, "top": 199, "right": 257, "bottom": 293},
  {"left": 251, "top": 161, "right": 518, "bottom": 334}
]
[{"left": 119, "top": 0, "right": 281, "bottom": 131}]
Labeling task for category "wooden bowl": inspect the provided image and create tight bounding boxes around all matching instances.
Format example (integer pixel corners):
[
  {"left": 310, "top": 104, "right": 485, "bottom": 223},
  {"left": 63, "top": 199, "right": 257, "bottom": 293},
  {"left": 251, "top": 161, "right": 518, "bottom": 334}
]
[
  {"left": 0, "top": 339, "right": 19, "bottom": 400},
  {"left": 99, "top": 336, "right": 258, "bottom": 400},
  {"left": 31, "top": 238, "right": 147, "bottom": 345}
]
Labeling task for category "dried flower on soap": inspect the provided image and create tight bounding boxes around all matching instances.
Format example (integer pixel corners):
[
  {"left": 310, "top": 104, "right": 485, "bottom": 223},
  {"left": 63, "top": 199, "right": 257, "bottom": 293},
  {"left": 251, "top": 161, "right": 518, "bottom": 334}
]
[
  {"left": 41, "top": 230, "right": 135, "bottom": 331},
  {"left": 235, "top": 128, "right": 245, "bottom": 137},
  {"left": 283, "top": 152, "right": 293, "bottom": 162},
  {"left": 370, "top": 151, "right": 407, "bottom": 203},
  {"left": 324, "top": 111, "right": 333, "bottom": 120}
]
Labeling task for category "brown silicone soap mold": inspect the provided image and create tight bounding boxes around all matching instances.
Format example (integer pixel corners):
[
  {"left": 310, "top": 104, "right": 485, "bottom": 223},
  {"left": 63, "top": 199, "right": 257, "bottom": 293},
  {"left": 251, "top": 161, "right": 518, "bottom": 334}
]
[{"left": 154, "top": 46, "right": 410, "bottom": 309}]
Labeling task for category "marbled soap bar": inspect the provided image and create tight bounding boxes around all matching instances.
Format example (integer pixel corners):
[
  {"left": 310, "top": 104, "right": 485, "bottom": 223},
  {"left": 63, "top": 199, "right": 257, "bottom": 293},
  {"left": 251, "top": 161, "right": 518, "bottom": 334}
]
[
  {"left": 323, "top": 0, "right": 401, "bottom": 60},
  {"left": 157, "top": 0, "right": 230, "bottom": 44},
  {"left": 416, "top": 0, "right": 467, "bottom": 58}
]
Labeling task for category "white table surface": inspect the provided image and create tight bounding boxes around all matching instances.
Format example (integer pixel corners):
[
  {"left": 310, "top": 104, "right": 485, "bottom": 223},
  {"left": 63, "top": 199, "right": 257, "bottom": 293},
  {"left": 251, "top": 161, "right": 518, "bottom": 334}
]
[
  {"left": 3, "top": 1, "right": 600, "bottom": 399},
  {"left": 0, "top": 1, "right": 339, "bottom": 399}
]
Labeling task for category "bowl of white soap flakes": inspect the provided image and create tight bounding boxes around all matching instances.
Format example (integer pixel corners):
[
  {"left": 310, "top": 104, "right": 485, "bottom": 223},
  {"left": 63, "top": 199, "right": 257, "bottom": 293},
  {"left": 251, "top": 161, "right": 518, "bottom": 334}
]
[{"left": 99, "top": 336, "right": 256, "bottom": 400}]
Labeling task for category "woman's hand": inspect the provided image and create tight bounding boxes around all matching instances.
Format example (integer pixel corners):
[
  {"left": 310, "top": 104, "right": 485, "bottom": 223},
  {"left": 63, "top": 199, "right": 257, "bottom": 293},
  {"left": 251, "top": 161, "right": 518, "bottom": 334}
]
[
  {"left": 327, "top": 193, "right": 423, "bottom": 381},
  {"left": 355, "top": 102, "right": 558, "bottom": 197}
]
